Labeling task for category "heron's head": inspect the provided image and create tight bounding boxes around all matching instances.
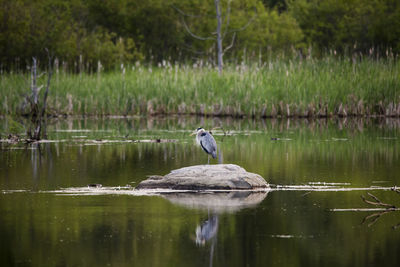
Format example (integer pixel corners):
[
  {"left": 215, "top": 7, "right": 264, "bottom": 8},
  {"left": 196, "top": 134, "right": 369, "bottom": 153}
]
[
  {"left": 190, "top": 127, "right": 204, "bottom": 136},
  {"left": 195, "top": 128, "right": 207, "bottom": 136}
]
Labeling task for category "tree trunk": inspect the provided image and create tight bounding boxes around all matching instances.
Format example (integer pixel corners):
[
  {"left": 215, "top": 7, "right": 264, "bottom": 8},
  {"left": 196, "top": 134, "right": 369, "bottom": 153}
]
[
  {"left": 28, "top": 55, "right": 52, "bottom": 140},
  {"left": 214, "top": 0, "right": 223, "bottom": 75},
  {"left": 31, "top": 57, "right": 39, "bottom": 105}
]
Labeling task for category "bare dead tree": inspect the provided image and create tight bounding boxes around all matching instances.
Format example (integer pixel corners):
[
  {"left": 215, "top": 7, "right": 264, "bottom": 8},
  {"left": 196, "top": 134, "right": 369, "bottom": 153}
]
[
  {"left": 173, "top": 0, "right": 256, "bottom": 75},
  {"left": 27, "top": 51, "right": 53, "bottom": 141}
]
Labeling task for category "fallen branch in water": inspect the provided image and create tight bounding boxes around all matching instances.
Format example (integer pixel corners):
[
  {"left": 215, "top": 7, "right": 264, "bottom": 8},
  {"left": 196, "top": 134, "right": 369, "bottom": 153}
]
[
  {"left": 361, "top": 210, "right": 394, "bottom": 227},
  {"left": 361, "top": 191, "right": 399, "bottom": 228},
  {"left": 361, "top": 192, "right": 396, "bottom": 208}
]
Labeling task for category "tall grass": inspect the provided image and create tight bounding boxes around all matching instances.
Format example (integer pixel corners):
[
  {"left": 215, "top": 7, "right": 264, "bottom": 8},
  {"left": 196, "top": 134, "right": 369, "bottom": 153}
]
[{"left": 1, "top": 55, "right": 399, "bottom": 117}]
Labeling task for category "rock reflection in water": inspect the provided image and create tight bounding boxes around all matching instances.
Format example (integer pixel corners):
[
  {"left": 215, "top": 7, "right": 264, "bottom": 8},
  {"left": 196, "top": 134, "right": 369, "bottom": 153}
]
[{"left": 160, "top": 191, "right": 268, "bottom": 213}]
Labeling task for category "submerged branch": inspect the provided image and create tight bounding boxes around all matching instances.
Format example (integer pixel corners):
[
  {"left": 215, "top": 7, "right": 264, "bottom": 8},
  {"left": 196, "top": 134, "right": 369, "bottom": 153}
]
[
  {"left": 361, "top": 193, "right": 396, "bottom": 208},
  {"left": 360, "top": 190, "right": 400, "bottom": 229},
  {"left": 361, "top": 210, "right": 392, "bottom": 227}
]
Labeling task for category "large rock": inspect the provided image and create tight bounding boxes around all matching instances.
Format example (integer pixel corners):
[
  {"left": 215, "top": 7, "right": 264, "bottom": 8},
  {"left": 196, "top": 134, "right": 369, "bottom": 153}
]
[{"left": 135, "top": 164, "right": 269, "bottom": 191}]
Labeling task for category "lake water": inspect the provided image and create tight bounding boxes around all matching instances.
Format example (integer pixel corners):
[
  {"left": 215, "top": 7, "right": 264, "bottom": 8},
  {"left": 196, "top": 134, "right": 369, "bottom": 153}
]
[{"left": 1, "top": 117, "right": 399, "bottom": 266}]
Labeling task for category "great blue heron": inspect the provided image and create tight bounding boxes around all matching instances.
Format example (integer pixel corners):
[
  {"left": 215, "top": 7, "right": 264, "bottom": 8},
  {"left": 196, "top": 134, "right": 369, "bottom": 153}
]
[{"left": 195, "top": 127, "right": 217, "bottom": 164}]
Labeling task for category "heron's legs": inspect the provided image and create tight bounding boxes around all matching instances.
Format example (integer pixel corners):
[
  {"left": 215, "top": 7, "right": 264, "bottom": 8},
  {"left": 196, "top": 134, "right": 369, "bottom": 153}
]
[{"left": 207, "top": 155, "right": 210, "bottom": 164}]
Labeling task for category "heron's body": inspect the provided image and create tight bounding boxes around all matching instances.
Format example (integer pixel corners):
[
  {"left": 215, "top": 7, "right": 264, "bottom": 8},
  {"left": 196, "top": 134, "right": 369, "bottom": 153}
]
[{"left": 195, "top": 128, "right": 217, "bottom": 160}]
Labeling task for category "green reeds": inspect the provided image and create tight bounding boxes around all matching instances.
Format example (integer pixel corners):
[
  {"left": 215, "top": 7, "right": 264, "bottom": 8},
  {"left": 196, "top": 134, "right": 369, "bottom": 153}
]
[{"left": 1, "top": 55, "right": 399, "bottom": 117}]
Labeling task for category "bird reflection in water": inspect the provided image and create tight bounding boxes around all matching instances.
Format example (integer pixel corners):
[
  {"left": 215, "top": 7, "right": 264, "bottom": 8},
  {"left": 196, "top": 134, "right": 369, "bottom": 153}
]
[
  {"left": 195, "top": 213, "right": 219, "bottom": 267},
  {"left": 196, "top": 214, "right": 219, "bottom": 245}
]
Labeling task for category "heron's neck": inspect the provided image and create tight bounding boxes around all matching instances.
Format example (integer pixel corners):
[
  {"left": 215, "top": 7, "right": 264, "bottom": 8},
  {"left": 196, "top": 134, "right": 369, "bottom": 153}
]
[{"left": 196, "top": 132, "right": 202, "bottom": 145}]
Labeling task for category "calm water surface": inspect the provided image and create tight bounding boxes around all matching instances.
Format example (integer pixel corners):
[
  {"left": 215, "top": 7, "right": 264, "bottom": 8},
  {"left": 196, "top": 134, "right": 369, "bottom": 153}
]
[{"left": 1, "top": 117, "right": 399, "bottom": 266}]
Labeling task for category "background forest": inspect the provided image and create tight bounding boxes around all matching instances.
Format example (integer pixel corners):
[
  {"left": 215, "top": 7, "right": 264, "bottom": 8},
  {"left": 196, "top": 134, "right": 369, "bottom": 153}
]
[{"left": 1, "top": 0, "right": 399, "bottom": 71}]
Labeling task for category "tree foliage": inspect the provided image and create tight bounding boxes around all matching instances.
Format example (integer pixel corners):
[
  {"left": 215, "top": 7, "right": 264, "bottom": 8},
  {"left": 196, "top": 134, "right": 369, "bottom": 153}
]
[
  {"left": 0, "top": 0, "right": 399, "bottom": 71},
  {"left": 288, "top": 0, "right": 400, "bottom": 54}
]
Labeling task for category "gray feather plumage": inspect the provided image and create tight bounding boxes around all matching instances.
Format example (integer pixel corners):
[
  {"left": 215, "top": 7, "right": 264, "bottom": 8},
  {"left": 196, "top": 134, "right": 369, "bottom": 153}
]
[{"left": 196, "top": 129, "right": 217, "bottom": 158}]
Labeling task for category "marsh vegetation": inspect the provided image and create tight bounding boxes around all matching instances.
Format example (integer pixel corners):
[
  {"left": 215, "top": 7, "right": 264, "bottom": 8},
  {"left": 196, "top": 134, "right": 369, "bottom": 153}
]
[{"left": 1, "top": 54, "right": 399, "bottom": 119}]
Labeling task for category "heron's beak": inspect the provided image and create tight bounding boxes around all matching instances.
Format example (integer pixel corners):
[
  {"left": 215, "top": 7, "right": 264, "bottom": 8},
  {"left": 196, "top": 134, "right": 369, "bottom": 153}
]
[{"left": 189, "top": 132, "right": 196, "bottom": 136}]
